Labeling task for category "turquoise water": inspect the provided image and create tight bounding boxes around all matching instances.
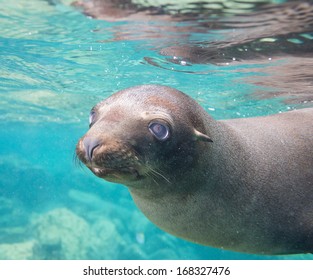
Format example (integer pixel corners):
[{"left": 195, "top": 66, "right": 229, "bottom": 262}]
[{"left": 0, "top": 0, "right": 312, "bottom": 259}]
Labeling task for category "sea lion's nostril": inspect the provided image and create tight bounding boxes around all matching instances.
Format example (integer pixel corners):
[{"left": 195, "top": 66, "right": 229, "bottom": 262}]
[{"left": 83, "top": 137, "right": 101, "bottom": 162}]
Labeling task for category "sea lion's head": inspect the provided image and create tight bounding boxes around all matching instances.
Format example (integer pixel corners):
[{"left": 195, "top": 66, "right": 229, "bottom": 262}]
[{"left": 76, "top": 85, "right": 212, "bottom": 188}]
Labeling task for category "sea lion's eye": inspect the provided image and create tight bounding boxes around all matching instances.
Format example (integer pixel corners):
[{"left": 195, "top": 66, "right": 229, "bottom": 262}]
[
  {"left": 148, "top": 122, "right": 170, "bottom": 141},
  {"left": 89, "top": 111, "right": 96, "bottom": 128}
]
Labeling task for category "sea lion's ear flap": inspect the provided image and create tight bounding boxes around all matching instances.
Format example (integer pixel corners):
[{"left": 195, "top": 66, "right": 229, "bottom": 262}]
[{"left": 194, "top": 129, "right": 213, "bottom": 143}]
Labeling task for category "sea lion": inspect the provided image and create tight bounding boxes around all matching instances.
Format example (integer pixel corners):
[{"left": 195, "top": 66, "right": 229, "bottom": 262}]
[{"left": 76, "top": 84, "right": 313, "bottom": 255}]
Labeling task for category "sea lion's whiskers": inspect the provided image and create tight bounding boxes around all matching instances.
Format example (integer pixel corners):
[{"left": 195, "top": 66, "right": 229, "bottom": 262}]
[
  {"left": 73, "top": 151, "right": 84, "bottom": 168},
  {"left": 149, "top": 174, "right": 160, "bottom": 187},
  {"left": 147, "top": 166, "right": 171, "bottom": 184},
  {"left": 146, "top": 170, "right": 162, "bottom": 186}
]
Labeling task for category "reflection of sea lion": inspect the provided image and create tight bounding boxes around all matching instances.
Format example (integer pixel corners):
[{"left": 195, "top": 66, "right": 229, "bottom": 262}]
[
  {"left": 76, "top": 85, "right": 313, "bottom": 255},
  {"left": 72, "top": 0, "right": 313, "bottom": 104}
]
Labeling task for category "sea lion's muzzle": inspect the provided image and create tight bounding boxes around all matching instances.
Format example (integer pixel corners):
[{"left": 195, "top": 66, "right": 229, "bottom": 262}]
[{"left": 76, "top": 135, "right": 143, "bottom": 182}]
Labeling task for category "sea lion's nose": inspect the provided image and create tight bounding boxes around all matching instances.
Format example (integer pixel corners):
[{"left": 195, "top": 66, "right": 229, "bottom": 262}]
[{"left": 83, "top": 137, "right": 101, "bottom": 162}]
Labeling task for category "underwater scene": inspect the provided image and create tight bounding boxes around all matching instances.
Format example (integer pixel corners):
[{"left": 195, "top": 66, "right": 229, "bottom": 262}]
[{"left": 1, "top": 0, "right": 313, "bottom": 259}]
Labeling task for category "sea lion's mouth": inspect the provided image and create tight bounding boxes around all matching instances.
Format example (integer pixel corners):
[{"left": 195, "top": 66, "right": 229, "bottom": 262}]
[{"left": 88, "top": 165, "right": 143, "bottom": 182}]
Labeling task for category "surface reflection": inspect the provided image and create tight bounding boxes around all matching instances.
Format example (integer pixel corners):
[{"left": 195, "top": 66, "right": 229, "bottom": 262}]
[{"left": 72, "top": 0, "right": 313, "bottom": 105}]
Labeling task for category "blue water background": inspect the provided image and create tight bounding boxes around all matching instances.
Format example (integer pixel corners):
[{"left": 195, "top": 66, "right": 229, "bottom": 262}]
[{"left": 0, "top": 0, "right": 312, "bottom": 259}]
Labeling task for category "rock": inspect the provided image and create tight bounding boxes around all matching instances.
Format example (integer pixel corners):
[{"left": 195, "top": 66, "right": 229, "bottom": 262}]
[
  {"left": 88, "top": 219, "right": 125, "bottom": 259},
  {"left": 0, "top": 196, "right": 29, "bottom": 243},
  {"left": 0, "top": 241, "right": 35, "bottom": 260},
  {"left": 120, "top": 244, "right": 148, "bottom": 260},
  {"left": 31, "top": 208, "right": 90, "bottom": 259}
]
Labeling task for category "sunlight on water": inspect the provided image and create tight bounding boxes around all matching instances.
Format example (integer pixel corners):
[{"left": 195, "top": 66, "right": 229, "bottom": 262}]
[{"left": 0, "top": 0, "right": 312, "bottom": 260}]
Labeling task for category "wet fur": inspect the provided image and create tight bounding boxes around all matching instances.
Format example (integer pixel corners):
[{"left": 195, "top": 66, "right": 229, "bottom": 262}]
[{"left": 77, "top": 85, "right": 313, "bottom": 255}]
